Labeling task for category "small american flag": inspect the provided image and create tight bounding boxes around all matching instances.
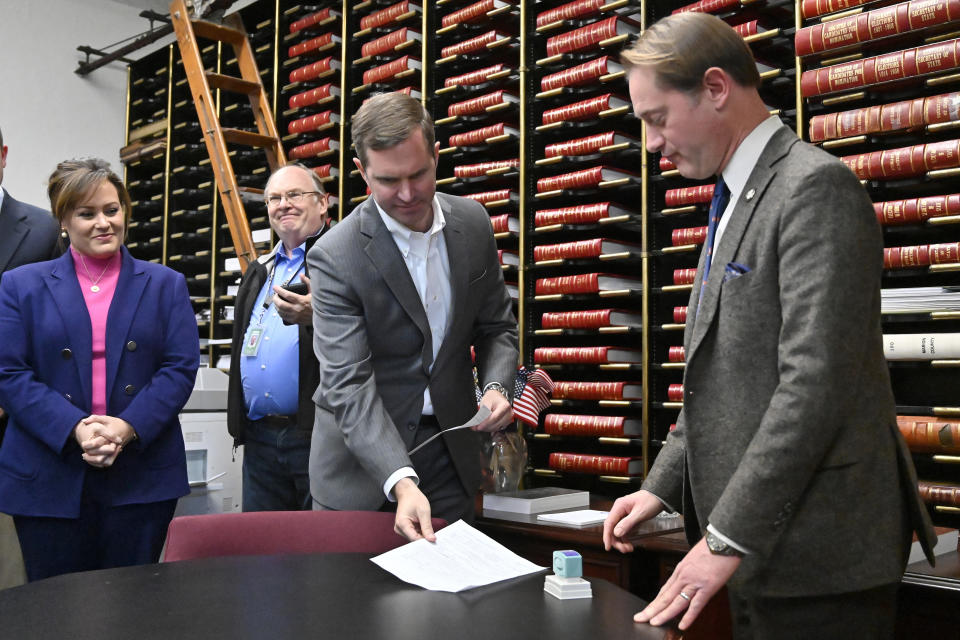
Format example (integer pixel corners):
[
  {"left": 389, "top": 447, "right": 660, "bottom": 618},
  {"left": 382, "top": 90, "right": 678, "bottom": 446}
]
[{"left": 512, "top": 367, "right": 555, "bottom": 428}]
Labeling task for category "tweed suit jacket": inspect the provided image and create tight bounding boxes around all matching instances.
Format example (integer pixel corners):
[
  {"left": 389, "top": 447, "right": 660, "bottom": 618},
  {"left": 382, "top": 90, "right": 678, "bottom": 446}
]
[
  {"left": 306, "top": 193, "right": 518, "bottom": 510},
  {"left": 642, "top": 126, "right": 936, "bottom": 597}
]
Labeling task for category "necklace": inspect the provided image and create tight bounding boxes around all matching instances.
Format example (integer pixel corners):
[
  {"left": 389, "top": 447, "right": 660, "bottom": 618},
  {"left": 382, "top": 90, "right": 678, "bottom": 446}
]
[{"left": 78, "top": 253, "right": 111, "bottom": 293}]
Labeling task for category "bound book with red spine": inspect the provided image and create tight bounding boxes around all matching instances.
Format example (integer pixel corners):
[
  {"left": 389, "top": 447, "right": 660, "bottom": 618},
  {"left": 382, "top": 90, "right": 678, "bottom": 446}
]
[
  {"left": 546, "top": 16, "right": 640, "bottom": 57},
  {"left": 552, "top": 381, "right": 642, "bottom": 400},
  {"left": 288, "top": 84, "right": 337, "bottom": 110},
  {"left": 534, "top": 346, "right": 642, "bottom": 364},
  {"left": 536, "top": 166, "right": 637, "bottom": 192},
  {"left": 489, "top": 214, "right": 520, "bottom": 233},
  {"left": 540, "top": 56, "right": 623, "bottom": 92},
  {"left": 800, "top": 38, "right": 960, "bottom": 98},
  {"left": 287, "top": 110, "right": 336, "bottom": 135},
  {"left": 444, "top": 64, "right": 507, "bottom": 87},
  {"left": 289, "top": 137, "right": 336, "bottom": 159},
  {"left": 289, "top": 32, "right": 337, "bottom": 58},
  {"left": 360, "top": 28, "right": 420, "bottom": 58},
  {"left": 441, "top": 0, "right": 512, "bottom": 27},
  {"left": 801, "top": 0, "right": 872, "bottom": 20},
  {"left": 453, "top": 159, "right": 519, "bottom": 178},
  {"left": 543, "top": 414, "right": 641, "bottom": 437},
  {"left": 544, "top": 131, "right": 640, "bottom": 158},
  {"left": 534, "top": 202, "right": 630, "bottom": 227},
  {"left": 674, "top": 268, "right": 697, "bottom": 285},
  {"left": 732, "top": 20, "right": 762, "bottom": 38},
  {"left": 841, "top": 139, "right": 960, "bottom": 180},
  {"left": 361, "top": 56, "right": 420, "bottom": 85},
  {"left": 537, "top": 0, "right": 605, "bottom": 28},
  {"left": 290, "top": 8, "right": 338, "bottom": 34},
  {"left": 448, "top": 123, "right": 517, "bottom": 147},
  {"left": 441, "top": 30, "right": 508, "bottom": 58},
  {"left": 667, "top": 384, "right": 684, "bottom": 402},
  {"left": 674, "top": 306, "right": 688, "bottom": 323},
  {"left": 534, "top": 238, "right": 640, "bottom": 261},
  {"left": 288, "top": 57, "right": 338, "bottom": 83},
  {"left": 795, "top": 0, "right": 960, "bottom": 58},
  {"left": 672, "top": 0, "right": 740, "bottom": 14},
  {"left": 311, "top": 164, "right": 335, "bottom": 178},
  {"left": 498, "top": 249, "right": 519, "bottom": 266},
  {"left": 360, "top": 1, "right": 418, "bottom": 30},
  {"left": 898, "top": 415, "right": 960, "bottom": 453},
  {"left": 672, "top": 226, "right": 708, "bottom": 246},
  {"left": 548, "top": 452, "right": 642, "bottom": 475},
  {"left": 535, "top": 273, "right": 643, "bottom": 295},
  {"left": 809, "top": 91, "right": 960, "bottom": 143},
  {"left": 464, "top": 189, "right": 513, "bottom": 205},
  {"left": 542, "top": 94, "right": 629, "bottom": 125},
  {"left": 884, "top": 242, "right": 960, "bottom": 268},
  {"left": 918, "top": 480, "right": 960, "bottom": 506},
  {"left": 874, "top": 193, "right": 960, "bottom": 225},
  {"left": 447, "top": 90, "right": 517, "bottom": 116},
  {"left": 541, "top": 309, "right": 642, "bottom": 329},
  {"left": 660, "top": 158, "right": 677, "bottom": 171},
  {"left": 668, "top": 346, "right": 686, "bottom": 363},
  {"left": 665, "top": 184, "right": 714, "bottom": 206}
]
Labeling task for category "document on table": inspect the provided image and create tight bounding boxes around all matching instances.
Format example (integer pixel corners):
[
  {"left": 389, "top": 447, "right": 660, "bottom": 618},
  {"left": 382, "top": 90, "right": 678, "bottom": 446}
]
[
  {"left": 371, "top": 520, "right": 546, "bottom": 592},
  {"left": 536, "top": 509, "right": 609, "bottom": 526}
]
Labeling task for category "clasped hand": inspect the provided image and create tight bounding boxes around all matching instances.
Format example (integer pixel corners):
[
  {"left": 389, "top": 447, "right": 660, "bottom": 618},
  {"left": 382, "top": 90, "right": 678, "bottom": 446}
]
[{"left": 75, "top": 415, "right": 136, "bottom": 468}]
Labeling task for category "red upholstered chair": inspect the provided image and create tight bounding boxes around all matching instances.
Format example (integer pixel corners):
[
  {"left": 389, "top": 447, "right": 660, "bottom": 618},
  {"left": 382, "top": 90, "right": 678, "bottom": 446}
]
[{"left": 162, "top": 510, "right": 447, "bottom": 562}]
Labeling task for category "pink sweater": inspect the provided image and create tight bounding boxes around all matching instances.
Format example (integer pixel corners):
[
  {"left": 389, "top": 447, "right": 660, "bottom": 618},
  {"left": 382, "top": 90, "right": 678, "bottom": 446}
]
[{"left": 71, "top": 247, "right": 122, "bottom": 415}]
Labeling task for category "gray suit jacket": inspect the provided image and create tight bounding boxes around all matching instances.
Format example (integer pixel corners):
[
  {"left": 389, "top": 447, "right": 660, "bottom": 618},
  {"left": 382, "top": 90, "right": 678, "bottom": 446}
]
[
  {"left": 0, "top": 189, "right": 59, "bottom": 277},
  {"left": 643, "top": 126, "right": 936, "bottom": 597},
  {"left": 306, "top": 193, "right": 518, "bottom": 510}
]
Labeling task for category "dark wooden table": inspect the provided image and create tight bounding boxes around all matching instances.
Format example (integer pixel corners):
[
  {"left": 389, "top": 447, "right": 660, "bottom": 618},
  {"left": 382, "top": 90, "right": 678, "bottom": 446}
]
[
  {"left": 475, "top": 496, "right": 732, "bottom": 640},
  {"left": 0, "top": 553, "right": 677, "bottom": 640},
  {"left": 898, "top": 551, "right": 960, "bottom": 638}
]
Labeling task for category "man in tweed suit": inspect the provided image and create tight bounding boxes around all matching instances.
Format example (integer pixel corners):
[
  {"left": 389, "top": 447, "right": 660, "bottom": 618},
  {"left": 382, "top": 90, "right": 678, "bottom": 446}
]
[
  {"left": 602, "top": 14, "right": 935, "bottom": 638},
  {"left": 306, "top": 93, "right": 517, "bottom": 541}
]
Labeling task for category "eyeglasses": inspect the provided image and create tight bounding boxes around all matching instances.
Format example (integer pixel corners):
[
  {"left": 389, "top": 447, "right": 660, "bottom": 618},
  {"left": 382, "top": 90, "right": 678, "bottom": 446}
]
[{"left": 264, "top": 190, "right": 322, "bottom": 206}]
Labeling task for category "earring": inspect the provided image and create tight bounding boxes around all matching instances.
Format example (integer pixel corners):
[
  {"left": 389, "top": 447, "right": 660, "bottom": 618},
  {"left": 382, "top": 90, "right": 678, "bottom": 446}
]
[{"left": 60, "top": 228, "right": 68, "bottom": 239}]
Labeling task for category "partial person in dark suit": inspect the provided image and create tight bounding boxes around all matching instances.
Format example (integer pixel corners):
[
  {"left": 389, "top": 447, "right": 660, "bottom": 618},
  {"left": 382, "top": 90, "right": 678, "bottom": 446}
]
[
  {"left": 601, "top": 14, "right": 936, "bottom": 639},
  {"left": 227, "top": 163, "right": 329, "bottom": 511},
  {"left": 0, "top": 124, "right": 61, "bottom": 590},
  {"left": 0, "top": 158, "right": 199, "bottom": 581},
  {"left": 307, "top": 92, "right": 518, "bottom": 541}
]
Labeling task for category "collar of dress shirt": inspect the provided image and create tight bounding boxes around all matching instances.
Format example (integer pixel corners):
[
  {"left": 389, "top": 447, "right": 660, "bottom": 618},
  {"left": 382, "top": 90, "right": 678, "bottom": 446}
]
[
  {"left": 375, "top": 196, "right": 445, "bottom": 259},
  {"left": 0, "top": 188, "right": 6, "bottom": 211},
  {"left": 720, "top": 115, "right": 782, "bottom": 206}
]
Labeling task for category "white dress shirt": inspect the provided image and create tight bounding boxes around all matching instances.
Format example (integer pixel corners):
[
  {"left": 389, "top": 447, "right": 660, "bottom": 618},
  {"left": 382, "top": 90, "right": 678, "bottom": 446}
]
[{"left": 375, "top": 196, "right": 453, "bottom": 500}]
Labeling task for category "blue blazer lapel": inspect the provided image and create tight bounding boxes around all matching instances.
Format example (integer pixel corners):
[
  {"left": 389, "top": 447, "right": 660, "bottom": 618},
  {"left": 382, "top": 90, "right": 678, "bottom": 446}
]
[
  {"left": 359, "top": 199, "right": 432, "bottom": 348},
  {"left": 687, "top": 127, "right": 796, "bottom": 362},
  {"left": 44, "top": 251, "right": 93, "bottom": 407},
  {"left": 105, "top": 248, "right": 148, "bottom": 403}
]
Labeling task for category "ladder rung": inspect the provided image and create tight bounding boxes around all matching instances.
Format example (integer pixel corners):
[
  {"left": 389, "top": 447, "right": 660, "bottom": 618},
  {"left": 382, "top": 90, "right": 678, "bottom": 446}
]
[
  {"left": 222, "top": 128, "right": 278, "bottom": 148},
  {"left": 191, "top": 20, "right": 246, "bottom": 45},
  {"left": 238, "top": 187, "right": 265, "bottom": 202},
  {"left": 206, "top": 72, "right": 261, "bottom": 95}
]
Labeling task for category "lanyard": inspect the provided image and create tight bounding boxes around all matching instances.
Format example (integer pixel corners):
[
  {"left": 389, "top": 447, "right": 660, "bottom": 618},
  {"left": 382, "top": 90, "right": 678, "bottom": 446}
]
[{"left": 255, "top": 253, "right": 305, "bottom": 325}]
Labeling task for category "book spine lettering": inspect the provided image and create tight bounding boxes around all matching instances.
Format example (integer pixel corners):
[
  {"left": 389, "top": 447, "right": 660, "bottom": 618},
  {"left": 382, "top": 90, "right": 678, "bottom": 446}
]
[
  {"left": 535, "top": 203, "right": 611, "bottom": 226},
  {"left": 360, "top": 28, "right": 407, "bottom": 58},
  {"left": 441, "top": 0, "right": 495, "bottom": 28},
  {"left": 543, "top": 414, "right": 626, "bottom": 437},
  {"left": 541, "top": 309, "right": 614, "bottom": 329},
  {"left": 444, "top": 64, "right": 505, "bottom": 87},
  {"left": 536, "top": 166, "right": 603, "bottom": 192},
  {"left": 548, "top": 452, "right": 630, "bottom": 474},
  {"left": 441, "top": 30, "right": 500, "bottom": 58},
  {"left": 537, "top": 0, "right": 604, "bottom": 27},
  {"left": 448, "top": 123, "right": 506, "bottom": 147},
  {"left": 546, "top": 16, "right": 618, "bottom": 57},
  {"left": 671, "top": 226, "right": 708, "bottom": 246},
  {"left": 448, "top": 90, "right": 506, "bottom": 116},
  {"left": 534, "top": 239, "right": 604, "bottom": 261},
  {"left": 360, "top": 1, "right": 409, "bottom": 30},
  {"left": 541, "top": 57, "right": 608, "bottom": 92},
  {"left": 290, "top": 8, "right": 332, "bottom": 33},
  {"left": 544, "top": 132, "right": 615, "bottom": 158},
  {"left": 535, "top": 273, "right": 600, "bottom": 295},
  {"left": 674, "top": 268, "right": 697, "bottom": 285}
]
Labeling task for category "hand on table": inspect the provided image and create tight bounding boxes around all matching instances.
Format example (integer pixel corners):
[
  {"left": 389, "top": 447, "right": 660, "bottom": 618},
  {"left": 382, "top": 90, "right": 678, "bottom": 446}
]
[{"left": 602, "top": 489, "right": 666, "bottom": 553}]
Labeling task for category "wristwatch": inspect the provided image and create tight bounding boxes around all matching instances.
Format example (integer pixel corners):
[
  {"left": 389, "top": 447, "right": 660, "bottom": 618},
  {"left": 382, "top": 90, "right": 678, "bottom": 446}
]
[
  {"left": 705, "top": 531, "right": 745, "bottom": 557},
  {"left": 482, "top": 381, "right": 510, "bottom": 401}
]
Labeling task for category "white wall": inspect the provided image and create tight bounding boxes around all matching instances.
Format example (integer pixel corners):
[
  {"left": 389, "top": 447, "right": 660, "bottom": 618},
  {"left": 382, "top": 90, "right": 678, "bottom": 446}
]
[{"left": 0, "top": 0, "right": 173, "bottom": 208}]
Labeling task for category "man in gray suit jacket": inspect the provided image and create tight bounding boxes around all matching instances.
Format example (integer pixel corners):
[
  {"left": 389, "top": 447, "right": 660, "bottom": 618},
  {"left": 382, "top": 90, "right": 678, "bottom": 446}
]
[
  {"left": 602, "top": 14, "right": 936, "bottom": 639},
  {"left": 307, "top": 93, "right": 518, "bottom": 541}
]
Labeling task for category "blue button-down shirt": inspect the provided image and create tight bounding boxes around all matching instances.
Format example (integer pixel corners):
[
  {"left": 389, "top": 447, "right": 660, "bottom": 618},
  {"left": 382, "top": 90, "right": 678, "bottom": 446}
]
[{"left": 240, "top": 243, "right": 305, "bottom": 420}]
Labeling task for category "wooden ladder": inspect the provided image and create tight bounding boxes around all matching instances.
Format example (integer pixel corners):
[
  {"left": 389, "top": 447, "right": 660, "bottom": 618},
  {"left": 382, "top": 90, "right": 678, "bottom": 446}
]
[{"left": 169, "top": 0, "right": 286, "bottom": 272}]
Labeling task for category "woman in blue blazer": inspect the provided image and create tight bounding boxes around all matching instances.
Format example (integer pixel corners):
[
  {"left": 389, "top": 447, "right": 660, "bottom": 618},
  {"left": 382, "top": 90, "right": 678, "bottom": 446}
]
[{"left": 0, "top": 158, "right": 199, "bottom": 581}]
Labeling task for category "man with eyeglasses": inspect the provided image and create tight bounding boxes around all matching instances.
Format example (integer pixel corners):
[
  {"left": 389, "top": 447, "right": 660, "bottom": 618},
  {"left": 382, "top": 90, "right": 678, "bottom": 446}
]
[{"left": 227, "top": 162, "right": 330, "bottom": 511}]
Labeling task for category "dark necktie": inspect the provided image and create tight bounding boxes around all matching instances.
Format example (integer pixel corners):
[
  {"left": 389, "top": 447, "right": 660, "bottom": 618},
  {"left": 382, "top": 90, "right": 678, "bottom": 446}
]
[{"left": 697, "top": 176, "right": 731, "bottom": 317}]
